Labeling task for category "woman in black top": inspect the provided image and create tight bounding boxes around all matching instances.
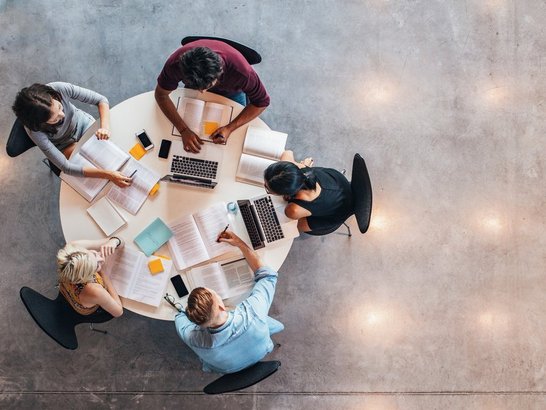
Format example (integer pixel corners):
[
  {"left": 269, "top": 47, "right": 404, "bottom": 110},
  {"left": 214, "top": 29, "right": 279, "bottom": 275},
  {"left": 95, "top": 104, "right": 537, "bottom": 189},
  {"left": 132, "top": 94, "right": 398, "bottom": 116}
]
[{"left": 264, "top": 151, "right": 353, "bottom": 234}]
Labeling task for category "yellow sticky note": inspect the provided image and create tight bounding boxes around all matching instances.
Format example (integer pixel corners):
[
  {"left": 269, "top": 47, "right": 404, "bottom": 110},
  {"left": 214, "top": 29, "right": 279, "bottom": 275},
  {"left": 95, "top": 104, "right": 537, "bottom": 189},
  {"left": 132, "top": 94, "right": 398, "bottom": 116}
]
[
  {"left": 129, "top": 143, "right": 146, "bottom": 160},
  {"left": 148, "top": 258, "right": 164, "bottom": 275},
  {"left": 203, "top": 121, "right": 219, "bottom": 135},
  {"left": 148, "top": 182, "right": 160, "bottom": 196}
]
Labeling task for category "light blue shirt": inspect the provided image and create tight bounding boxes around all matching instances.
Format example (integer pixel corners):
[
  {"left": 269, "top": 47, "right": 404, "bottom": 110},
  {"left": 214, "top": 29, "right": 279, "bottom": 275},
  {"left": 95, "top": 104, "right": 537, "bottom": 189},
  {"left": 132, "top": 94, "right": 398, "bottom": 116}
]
[{"left": 175, "top": 266, "right": 279, "bottom": 373}]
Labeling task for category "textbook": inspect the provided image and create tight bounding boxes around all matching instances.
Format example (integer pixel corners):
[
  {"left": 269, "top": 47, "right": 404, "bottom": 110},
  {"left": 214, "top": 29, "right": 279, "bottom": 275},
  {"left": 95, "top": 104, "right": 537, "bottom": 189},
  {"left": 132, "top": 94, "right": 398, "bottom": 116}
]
[
  {"left": 185, "top": 259, "right": 254, "bottom": 301},
  {"left": 134, "top": 217, "right": 173, "bottom": 257},
  {"left": 106, "top": 158, "right": 161, "bottom": 215},
  {"left": 235, "top": 126, "right": 288, "bottom": 186},
  {"left": 86, "top": 196, "right": 126, "bottom": 236},
  {"left": 101, "top": 247, "right": 172, "bottom": 307},
  {"left": 167, "top": 202, "right": 238, "bottom": 271},
  {"left": 171, "top": 97, "right": 233, "bottom": 142},
  {"left": 61, "top": 136, "right": 130, "bottom": 202}
]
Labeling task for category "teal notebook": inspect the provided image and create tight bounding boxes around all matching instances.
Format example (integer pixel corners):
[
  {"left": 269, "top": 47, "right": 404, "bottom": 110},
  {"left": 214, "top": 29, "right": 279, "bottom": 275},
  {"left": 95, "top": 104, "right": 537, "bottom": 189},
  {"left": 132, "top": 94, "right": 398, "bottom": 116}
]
[{"left": 134, "top": 218, "right": 173, "bottom": 256}]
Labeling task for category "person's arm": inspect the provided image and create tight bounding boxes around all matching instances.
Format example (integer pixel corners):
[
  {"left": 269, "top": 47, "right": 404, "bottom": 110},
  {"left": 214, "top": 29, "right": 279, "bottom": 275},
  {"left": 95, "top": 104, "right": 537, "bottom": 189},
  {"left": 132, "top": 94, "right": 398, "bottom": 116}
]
[
  {"left": 211, "top": 104, "right": 266, "bottom": 144},
  {"left": 243, "top": 266, "right": 279, "bottom": 318},
  {"left": 174, "top": 311, "right": 200, "bottom": 345},
  {"left": 154, "top": 85, "right": 203, "bottom": 153},
  {"left": 95, "top": 101, "right": 111, "bottom": 140},
  {"left": 80, "top": 281, "right": 123, "bottom": 317},
  {"left": 280, "top": 150, "right": 314, "bottom": 168},
  {"left": 69, "top": 237, "right": 122, "bottom": 255},
  {"left": 217, "top": 231, "right": 264, "bottom": 272}
]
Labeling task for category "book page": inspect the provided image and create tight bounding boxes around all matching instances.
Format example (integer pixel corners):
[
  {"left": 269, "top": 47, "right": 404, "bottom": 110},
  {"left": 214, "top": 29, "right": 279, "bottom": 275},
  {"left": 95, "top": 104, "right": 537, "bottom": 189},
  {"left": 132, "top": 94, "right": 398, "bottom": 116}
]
[
  {"left": 128, "top": 258, "right": 173, "bottom": 307},
  {"left": 193, "top": 203, "right": 233, "bottom": 258},
  {"left": 101, "top": 247, "right": 141, "bottom": 298},
  {"left": 60, "top": 153, "right": 109, "bottom": 202},
  {"left": 79, "top": 135, "right": 129, "bottom": 171},
  {"left": 236, "top": 153, "right": 275, "bottom": 186},
  {"left": 167, "top": 214, "right": 210, "bottom": 270},
  {"left": 106, "top": 158, "right": 160, "bottom": 215},
  {"left": 221, "top": 259, "right": 254, "bottom": 299},
  {"left": 242, "top": 126, "right": 288, "bottom": 160},
  {"left": 172, "top": 97, "right": 205, "bottom": 136},
  {"left": 188, "top": 263, "right": 231, "bottom": 299},
  {"left": 201, "top": 102, "right": 233, "bottom": 139}
]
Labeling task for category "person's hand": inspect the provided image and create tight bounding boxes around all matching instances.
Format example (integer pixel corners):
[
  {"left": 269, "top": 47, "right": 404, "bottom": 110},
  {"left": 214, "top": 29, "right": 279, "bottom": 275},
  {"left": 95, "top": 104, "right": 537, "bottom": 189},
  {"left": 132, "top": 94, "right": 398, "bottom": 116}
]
[
  {"left": 217, "top": 230, "right": 245, "bottom": 248},
  {"left": 109, "top": 171, "right": 133, "bottom": 187},
  {"left": 100, "top": 238, "right": 121, "bottom": 258},
  {"left": 95, "top": 128, "right": 110, "bottom": 140},
  {"left": 300, "top": 157, "right": 314, "bottom": 167},
  {"left": 180, "top": 128, "right": 203, "bottom": 153},
  {"left": 211, "top": 125, "right": 233, "bottom": 145}
]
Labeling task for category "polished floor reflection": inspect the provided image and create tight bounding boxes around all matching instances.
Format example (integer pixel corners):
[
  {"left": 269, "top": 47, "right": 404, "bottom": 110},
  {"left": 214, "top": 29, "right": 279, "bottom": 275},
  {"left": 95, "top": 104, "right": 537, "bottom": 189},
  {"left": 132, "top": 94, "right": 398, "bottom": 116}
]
[{"left": 0, "top": 0, "right": 545, "bottom": 409}]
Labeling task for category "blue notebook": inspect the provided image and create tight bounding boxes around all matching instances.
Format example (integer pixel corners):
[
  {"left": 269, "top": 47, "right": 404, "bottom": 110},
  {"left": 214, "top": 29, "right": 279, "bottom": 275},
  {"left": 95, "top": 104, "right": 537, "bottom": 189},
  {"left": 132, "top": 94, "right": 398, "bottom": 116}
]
[{"left": 134, "top": 218, "right": 173, "bottom": 256}]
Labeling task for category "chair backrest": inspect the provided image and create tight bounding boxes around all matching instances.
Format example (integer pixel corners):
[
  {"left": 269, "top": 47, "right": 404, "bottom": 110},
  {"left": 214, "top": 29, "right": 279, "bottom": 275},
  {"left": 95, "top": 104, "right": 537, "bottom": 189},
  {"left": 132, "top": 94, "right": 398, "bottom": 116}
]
[
  {"left": 181, "top": 36, "right": 262, "bottom": 65},
  {"left": 350, "top": 153, "right": 373, "bottom": 233},
  {"left": 19, "top": 287, "right": 112, "bottom": 350},
  {"left": 203, "top": 361, "right": 281, "bottom": 394},
  {"left": 6, "top": 119, "right": 36, "bottom": 157}
]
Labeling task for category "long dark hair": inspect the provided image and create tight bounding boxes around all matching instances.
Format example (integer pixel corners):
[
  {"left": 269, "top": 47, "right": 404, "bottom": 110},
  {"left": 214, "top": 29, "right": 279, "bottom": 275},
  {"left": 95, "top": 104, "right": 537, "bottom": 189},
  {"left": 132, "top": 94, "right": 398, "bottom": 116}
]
[
  {"left": 12, "top": 83, "right": 62, "bottom": 134},
  {"left": 264, "top": 161, "right": 317, "bottom": 197}
]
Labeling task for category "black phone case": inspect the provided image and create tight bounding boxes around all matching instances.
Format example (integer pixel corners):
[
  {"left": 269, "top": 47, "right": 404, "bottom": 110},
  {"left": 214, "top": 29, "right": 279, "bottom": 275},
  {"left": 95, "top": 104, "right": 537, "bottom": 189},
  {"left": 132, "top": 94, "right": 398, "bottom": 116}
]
[
  {"left": 170, "top": 275, "right": 189, "bottom": 297},
  {"left": 159, "top": 139, "right": 172, "bottom": 158}
]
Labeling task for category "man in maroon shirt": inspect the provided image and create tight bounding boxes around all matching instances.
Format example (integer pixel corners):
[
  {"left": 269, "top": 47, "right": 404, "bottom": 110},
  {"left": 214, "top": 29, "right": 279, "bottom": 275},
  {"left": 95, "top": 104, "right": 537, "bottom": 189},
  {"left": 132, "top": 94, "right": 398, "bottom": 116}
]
[{"left": 155, "top": 39, "right": 270, "bottom": 153}]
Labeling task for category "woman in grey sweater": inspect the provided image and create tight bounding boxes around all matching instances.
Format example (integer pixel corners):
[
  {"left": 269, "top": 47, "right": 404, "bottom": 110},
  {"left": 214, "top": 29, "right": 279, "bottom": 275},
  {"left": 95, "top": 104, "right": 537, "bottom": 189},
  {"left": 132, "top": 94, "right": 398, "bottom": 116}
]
[{"left": 12, "top": 82, "right": 132, "bottom": 187}]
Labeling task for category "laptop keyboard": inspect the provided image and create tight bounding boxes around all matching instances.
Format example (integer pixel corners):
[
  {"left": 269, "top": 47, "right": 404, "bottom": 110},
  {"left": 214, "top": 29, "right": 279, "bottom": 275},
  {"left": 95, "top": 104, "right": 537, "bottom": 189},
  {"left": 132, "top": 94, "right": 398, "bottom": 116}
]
[
  {"left": 254, "top": 196, "right": 285, "bottom": 243},
  {"left": 237, "top": 200, "right": 265, "bottom": 250},
  {"left": 171, "top": 156, "right": 218, "bottom": 180}
]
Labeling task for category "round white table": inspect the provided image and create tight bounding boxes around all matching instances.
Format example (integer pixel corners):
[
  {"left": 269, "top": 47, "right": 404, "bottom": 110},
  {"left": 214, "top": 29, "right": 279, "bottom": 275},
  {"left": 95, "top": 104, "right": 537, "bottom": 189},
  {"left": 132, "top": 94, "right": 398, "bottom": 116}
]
[{"left": 59, "top": 89, "right": 293, "bottom": 320}]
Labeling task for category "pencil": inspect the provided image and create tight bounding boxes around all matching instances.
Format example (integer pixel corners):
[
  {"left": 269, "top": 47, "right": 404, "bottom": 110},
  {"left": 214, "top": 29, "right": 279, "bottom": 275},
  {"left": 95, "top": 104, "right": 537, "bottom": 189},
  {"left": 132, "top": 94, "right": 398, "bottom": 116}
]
[
  {"left": 217, "top": 224, "right": 229, "bottom": 242},
  {"left": 129, "top": 169, "right": 138, "bottom": 178}
]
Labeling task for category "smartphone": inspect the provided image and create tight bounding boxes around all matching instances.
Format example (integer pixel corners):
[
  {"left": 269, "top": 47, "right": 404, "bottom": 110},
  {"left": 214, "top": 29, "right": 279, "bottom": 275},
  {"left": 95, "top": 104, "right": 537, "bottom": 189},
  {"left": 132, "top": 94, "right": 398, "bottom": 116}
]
[
  {"left": 170, "top": 275, "right": 189, "bottom": 298},
  {"left": 136, "top": 129, "right": 154, "bottom": 151},
  {"left": 158, "top": 139, "right": 172, "bottom": 159}
]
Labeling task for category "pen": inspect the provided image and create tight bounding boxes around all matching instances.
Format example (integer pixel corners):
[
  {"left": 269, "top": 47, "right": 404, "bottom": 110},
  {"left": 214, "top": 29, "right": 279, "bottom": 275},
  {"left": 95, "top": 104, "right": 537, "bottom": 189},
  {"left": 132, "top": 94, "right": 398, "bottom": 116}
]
[
  {"left": 129, "top": 169, "right": 138, "bottom": 178},
  {"left": 217, "top": 224, "right": 229, "bottom": 242}
]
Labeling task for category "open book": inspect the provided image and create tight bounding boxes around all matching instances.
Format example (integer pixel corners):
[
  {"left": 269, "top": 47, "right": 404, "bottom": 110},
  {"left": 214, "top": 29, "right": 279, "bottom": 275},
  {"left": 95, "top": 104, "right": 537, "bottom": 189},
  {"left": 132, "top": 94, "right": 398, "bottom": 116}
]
[
  {"left": 106, "top": 158, "right": 161, "bottom": 215},
  {"left": 61, "top": 136, "right": 130, "bottom": 202},
  {"left": 171, "top": 97, "right": 233, "bottom": 142},
  {"left": 167, "top": 202, "right": 237, "bottom": 270},
  {"left": 236, "top": 126, "right": 288, "bottom": 186},
  {"left": 101, "top": 247, "right": 173, "bottom": 307},
  {"left": 185, "top": 259, "right": 254, "bottom": 300}
]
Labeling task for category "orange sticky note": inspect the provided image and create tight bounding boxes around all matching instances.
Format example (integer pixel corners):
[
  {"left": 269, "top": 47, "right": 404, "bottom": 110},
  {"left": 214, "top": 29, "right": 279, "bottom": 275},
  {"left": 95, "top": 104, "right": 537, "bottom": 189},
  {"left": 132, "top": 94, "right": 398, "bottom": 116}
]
[
  {"left": 203, "top": 121, "right": 219, "bottom": 135},
  {"left": 129, "top": 143, "right": 146, "bottom": 160},
  {"left": 148, "top": 182, "right": 160, "bottom": 196},
  {"left": 148, "top": 258, "right": 164, "bottom": 275}
]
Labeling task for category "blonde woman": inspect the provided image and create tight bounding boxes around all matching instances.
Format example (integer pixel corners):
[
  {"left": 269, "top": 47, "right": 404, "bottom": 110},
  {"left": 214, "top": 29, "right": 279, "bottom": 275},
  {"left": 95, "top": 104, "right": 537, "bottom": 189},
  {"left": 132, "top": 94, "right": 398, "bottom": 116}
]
[{"left": 57, "top": 238, "right": 124, "bottom": 318}]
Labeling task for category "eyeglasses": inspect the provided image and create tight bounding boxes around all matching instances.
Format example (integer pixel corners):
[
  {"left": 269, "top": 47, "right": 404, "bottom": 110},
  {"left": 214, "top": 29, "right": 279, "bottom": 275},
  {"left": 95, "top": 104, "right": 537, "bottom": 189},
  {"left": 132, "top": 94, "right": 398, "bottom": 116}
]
[{"left": 164, "top": 293, "right": 183, "bottom": 312}]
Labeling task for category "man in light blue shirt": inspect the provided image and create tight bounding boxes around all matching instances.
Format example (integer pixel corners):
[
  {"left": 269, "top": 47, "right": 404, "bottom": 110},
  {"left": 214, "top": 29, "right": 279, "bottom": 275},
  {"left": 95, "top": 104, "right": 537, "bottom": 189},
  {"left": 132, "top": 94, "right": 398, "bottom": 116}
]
[{"left": 175, "top": 231, "right": 284, "bottom": 374}]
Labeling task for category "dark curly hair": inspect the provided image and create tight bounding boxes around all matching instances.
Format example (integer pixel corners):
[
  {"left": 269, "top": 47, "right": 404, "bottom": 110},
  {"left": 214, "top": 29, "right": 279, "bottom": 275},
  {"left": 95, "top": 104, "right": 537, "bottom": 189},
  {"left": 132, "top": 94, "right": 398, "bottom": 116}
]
[
  {"left": 12, "top": 83, "right": 62, "bottom": 134},
  {"left": 179, "top": 47, "right": 223, "bottom": 90}
]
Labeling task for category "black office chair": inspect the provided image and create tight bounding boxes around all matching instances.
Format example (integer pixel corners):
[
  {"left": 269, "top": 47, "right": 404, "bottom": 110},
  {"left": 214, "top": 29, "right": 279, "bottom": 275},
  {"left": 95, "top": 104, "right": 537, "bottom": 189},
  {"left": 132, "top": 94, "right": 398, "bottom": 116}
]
[
  {"left": 6, "top": 119, "right": 61, "bottom": 176},
  {"left": 203, "top": 361, "right": 281, "bottom": 395},
  {"left": 181, "top": 36, "right": 262, "bottom": 65},
  {"left": 20, "top": 287, "right": 113, "bottom": 350},
  {"left": 306, "top": 153, "right": 372, "bottom": 237}
]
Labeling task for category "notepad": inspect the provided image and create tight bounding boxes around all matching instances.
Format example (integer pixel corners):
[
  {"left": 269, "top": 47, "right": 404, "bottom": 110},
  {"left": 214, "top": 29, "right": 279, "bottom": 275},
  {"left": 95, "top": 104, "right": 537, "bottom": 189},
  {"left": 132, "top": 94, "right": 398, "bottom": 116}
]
[
  {"left": 129, "top": 142, "right": 147, "bottom": 160},
  {"left": 134, "top": 218, "right": 173, "bottom": 256},
  {"left": 86, "top": 197, "right": 126, "bottom": 236}
]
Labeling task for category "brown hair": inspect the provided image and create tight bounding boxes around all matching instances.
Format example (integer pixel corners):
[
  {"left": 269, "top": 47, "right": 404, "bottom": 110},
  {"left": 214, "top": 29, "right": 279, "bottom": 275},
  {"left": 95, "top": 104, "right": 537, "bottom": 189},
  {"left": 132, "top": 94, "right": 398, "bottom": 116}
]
[{"left": 186, "top": 287, "right": 215, "bottom": 326}]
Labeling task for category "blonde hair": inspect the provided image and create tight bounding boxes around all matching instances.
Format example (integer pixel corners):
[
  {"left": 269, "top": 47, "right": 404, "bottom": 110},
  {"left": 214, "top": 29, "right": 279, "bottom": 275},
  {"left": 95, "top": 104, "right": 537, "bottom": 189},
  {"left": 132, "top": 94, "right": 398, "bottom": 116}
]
[
  {"left": 57, "top": 244, "right": 98, "bottom": 284},
  {"left": 186, "top": 287, "right": 215, "bottom": 326}
]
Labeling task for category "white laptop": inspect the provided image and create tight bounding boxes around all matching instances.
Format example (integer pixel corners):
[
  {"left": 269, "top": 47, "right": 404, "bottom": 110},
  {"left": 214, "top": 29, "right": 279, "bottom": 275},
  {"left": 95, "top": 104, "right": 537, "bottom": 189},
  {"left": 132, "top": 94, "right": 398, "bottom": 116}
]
[
  {"left": 231, "top": 194, "right": 299, "bottom": 250},
  {"left": 162, "top": 140, "right": 224, "bottom": 189}
]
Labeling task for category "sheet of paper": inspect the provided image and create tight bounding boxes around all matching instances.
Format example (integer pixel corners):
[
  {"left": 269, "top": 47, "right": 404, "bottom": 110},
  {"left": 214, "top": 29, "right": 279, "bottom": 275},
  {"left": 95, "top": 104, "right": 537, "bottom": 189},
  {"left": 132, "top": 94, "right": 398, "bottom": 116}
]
[
  {"left": 128, "top": 258, "right": 173, "bottom": 307},
  {"left": 102, "top": 247, "right": 141, "bottom": 298},
  {"left": 86, "top": 196, "right": 126, "bottom": 236},
  {"left": 107, "top": 158, "right": 160, "bottom": 215},
  {"left": 171, "top": 97, "right": 205, "bottom": 136},
  {"left": 221, "top": 259, "right": 254, "bottom": 299},
  {"left": 167, "top": 214, "right": 210, "bottom": 270},
  {"left": 194, "top": 203, "right": 233, "bottom": 258}
]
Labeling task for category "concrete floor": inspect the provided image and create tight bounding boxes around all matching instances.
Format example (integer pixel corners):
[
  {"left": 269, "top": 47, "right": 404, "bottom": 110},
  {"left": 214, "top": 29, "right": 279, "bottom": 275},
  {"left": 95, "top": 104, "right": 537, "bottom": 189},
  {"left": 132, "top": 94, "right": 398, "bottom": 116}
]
[{"left": 1, "top": 0, "right": 545, "bottom": 409}]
